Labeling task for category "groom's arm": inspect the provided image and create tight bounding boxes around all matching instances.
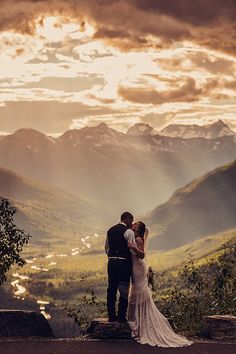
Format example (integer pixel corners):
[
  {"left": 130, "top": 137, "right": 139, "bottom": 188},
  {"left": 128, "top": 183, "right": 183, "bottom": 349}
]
[{"left": 124, "top": 229, "right": 145, "bottom": 259}]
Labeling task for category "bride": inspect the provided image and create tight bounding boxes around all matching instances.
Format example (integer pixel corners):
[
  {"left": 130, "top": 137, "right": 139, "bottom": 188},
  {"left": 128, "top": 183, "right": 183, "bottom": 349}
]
[{"left": 127, "top": 221, "right": 193, "bottom": 347}]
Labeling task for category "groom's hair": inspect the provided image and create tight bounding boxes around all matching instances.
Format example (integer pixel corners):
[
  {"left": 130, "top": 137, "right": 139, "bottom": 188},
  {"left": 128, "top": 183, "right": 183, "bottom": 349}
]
[{"left": 120, "top": 211, "right": 133, "bottom": 222}]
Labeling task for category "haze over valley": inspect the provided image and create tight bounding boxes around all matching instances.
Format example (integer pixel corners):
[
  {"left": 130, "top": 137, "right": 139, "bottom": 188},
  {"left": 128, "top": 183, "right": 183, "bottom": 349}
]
[{"left": 1, "top": 120, "right": 236, "bottom": 223}]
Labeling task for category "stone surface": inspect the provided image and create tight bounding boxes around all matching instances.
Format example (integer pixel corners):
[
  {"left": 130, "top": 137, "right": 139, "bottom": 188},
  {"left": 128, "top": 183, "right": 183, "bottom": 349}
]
[
  {"left": 202, "top": 315, "right": 236, "bottom": 340},
  {"left": 87, "top": 318, "right": 132, "bottom": 339},
  {"left": 87, "top": 317, "right": 177, "bottom": 340},
  {"left": 0, "top": 310, "right": 54, "bottom": 338}
]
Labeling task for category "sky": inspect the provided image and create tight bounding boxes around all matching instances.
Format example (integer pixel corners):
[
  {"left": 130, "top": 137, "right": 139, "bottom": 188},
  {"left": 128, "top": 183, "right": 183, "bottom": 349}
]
[{"left": 0, "top": 0, "right": 236, "bottom": 135}]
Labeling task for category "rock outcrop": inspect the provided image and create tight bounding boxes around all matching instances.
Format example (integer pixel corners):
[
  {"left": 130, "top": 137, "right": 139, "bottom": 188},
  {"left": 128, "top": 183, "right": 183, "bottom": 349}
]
[
  {"left": 0, "top": 310, "right": 54, "bottom": 338},
  {"left": 202, "top": 315, "right": 236, "bottom": 340},
  {"left": 87, "top": 317, "right": 177, "bottom": 340},
  {"left": 87, "top": 318, "right": 132, "bottom": 339}
]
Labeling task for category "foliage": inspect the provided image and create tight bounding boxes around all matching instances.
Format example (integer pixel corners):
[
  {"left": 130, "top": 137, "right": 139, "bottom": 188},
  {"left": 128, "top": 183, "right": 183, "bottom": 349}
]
[
  {"left": 66, "top": 284, "right": 106, "bottom": 333},
  {"left": 2, "top": 224, "right": 235, "bottom": 337},
  {"left": 65, "top": 243, "right": 236, "bottom": 335},
  {"left": 156, "top": 242, "right": 236, "bottom": 333},
  {"left": 0, "top": 199, "right": 31, "bottom": 285},
  {"left": 66, "top": 267, "right": 157, "bottom": 333}
]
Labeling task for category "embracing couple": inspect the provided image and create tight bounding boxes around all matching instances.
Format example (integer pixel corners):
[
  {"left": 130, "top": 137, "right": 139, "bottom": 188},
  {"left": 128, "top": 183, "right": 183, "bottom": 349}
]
[{"left": 105, "top": 212, "right": 193, "bottom": 347}]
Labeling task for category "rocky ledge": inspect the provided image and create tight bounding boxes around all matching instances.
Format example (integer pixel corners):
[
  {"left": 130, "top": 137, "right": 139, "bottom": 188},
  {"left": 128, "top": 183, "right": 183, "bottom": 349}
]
[
  {"left": 87, "top": 317, "right": 177, "bottom": 340},
  {"left": 202, "top": 315, "right": 236, "bottom": 340},
  {"left": 0, "top": 310, "right": 54, "bottom": 338},
  {"left": 87, "top": 318, "right": 132, "bottom": 339}
]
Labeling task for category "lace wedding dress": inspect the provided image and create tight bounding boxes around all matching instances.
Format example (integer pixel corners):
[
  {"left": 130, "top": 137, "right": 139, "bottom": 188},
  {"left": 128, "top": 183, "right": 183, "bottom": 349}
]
[{"left": 128, "top": 254, "right": 193, "bottom": 347}]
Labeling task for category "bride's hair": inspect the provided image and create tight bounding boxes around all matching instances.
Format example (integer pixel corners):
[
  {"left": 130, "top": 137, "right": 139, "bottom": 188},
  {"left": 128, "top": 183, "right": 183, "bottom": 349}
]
[
  {"left": 136, "top": 221, "right": 146, "bottom": 240},
  {"left": 136, "top": 221, "right": 150, "bottom": 250}
]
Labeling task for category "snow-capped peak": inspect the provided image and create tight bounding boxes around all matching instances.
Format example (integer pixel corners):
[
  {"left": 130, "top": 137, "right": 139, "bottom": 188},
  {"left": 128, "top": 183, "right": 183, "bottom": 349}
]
[
  {"left": 160, "top": 120, "right": 236, "bottom": 139},
  {"left": 127, "top": 123, "right": 157, "bottom": 136}
]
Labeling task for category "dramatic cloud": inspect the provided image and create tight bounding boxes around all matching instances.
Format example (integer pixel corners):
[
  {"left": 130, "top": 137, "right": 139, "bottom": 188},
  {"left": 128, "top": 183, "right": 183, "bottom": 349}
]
[
  {"left": 0, "top": 0, "right": 235, "bottom": 53},
  {"left": 0, "top": 1, "right": 235, "bottom": 133},
  {"left": 119, "top": 78, "right": 205, "bottom": 105}
]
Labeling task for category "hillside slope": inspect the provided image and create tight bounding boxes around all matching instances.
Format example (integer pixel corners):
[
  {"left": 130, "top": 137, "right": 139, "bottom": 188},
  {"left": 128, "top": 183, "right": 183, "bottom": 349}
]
[
  {"left": 148, "top": 228, "right": 236, "bottom": 272},
  {"left": 145, "top": 160, "right": 236, "bottom": 250},
  {"left": 0, "top": 167, "right": 104, "bottom": 250}
]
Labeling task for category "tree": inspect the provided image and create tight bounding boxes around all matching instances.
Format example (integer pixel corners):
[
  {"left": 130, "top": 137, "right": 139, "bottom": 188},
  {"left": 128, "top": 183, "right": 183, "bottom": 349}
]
[{"left": 0, "top": 198, "right": 31, "bottom": 285}]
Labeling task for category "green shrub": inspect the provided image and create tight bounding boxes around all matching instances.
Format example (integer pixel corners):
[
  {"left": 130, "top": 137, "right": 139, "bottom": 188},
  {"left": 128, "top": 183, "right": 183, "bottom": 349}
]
[
  {"left": 0, "top": 199, "right": 31, "bottom": 285},
  {"left": 156, "top": 242, "right": 236, "bottom": 333},
  {"left": 66, "top": 286, "right": 106, "bottom": 333}
]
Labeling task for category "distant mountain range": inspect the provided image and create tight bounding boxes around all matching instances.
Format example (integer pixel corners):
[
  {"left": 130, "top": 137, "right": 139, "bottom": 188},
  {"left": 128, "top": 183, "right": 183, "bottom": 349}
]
[
  {"left": 159, "top": 120, "right": 235, "bottom": 139},
  {"left": 0, "top": 167, "right": 104, "bottom": 249},
  {"left": 145, "top": 160, "right": 236, "bottom": 250},
  {"left": 0, "top": 121, "right": 236, "bottom": 216}
]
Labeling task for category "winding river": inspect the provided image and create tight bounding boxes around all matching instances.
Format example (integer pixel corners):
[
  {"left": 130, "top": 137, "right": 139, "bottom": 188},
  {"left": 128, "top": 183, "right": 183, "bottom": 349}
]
[{"left": 10, "top": 234, "right": 99, "bottom": 319}]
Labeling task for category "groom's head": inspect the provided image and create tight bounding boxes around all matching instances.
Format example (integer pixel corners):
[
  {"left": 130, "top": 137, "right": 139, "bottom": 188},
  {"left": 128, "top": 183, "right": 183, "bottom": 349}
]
[{"left": 120, "top": 211, "right": 134, "bottom": 228}]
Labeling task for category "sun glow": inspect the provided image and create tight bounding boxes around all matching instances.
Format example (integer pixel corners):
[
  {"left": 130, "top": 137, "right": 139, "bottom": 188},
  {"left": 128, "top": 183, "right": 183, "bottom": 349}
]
[
  {"left": 35, "top": 16, "right": 95, "bottom": 43},
  {"left": 0, "top": 7, "right": 236, "bottom": 132}
]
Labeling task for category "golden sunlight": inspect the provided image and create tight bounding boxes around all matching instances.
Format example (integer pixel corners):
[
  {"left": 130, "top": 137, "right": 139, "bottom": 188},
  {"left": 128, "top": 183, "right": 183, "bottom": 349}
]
[{"left": 35, "top": 16, "right": 95, "bottom": 42}]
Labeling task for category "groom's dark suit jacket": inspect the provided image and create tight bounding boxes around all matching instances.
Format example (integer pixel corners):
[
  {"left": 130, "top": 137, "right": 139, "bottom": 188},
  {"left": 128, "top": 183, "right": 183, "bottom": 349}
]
[
  {"left": 106, "top": 223, "right": 132, "bottom": 321},
  {"left": 107, "top": 223, "right": 131, "bottom": 260}
]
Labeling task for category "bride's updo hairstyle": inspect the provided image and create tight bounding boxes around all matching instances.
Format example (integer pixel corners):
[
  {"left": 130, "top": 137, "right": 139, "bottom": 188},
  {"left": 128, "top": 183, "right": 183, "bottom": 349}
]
[{"left": 136, "top": 221, "right": 146, "bottom": 240}]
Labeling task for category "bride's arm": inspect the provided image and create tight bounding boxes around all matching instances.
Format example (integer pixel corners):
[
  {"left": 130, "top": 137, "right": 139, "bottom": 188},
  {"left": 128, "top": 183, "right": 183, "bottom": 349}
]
[
  {"left": 136, "top": 237, "right": 144, "bottom": 253},
  {"left": 128, "top": 238, "right": 144, "bottom": 258}
]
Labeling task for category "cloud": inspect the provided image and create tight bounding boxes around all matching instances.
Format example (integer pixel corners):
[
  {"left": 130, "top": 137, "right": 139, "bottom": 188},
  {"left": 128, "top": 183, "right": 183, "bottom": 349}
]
[
  {"left": 118, "top": 77, "right": 218, "bottom": 105},
  {"left": 0, "top": 1, "right": 236, "bottom": 133},
  {"left": 0, "top": 100, "right": 120, "bottom": 134},
  {"left": 22, "top": 75, "right": 104, "bottom": 92},
  {"left": 132, "top": 0, "right": 233, "bottom": 25},
  {"left": 0, "top": 1, "right": 235, "bottom": 54},
  {"left": 187, "top": 52, "right": 236, "bottom": 75}
]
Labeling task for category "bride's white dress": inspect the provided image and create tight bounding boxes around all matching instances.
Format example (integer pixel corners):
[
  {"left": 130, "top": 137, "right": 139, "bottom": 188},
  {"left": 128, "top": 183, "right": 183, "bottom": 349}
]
[{"left": 128, "top": 254, "right": 193, "bottom": 347}]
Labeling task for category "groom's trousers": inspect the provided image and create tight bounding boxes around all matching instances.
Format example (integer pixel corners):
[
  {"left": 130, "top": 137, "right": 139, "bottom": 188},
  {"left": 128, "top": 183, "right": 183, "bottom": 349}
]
[{"left": 107, "top": 258, "right": 132, "bottom": 321}]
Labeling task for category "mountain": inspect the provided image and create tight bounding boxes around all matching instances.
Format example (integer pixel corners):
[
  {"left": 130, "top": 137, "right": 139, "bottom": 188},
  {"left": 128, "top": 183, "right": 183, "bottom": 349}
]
[
  {"left": 160, "top": 120, "right": 236, "bottom": 139},
  {"left": 1, "top": 124, "right": 236, "bottom": 216},
  {"left": 0, "top": 167, "right": 104, "bottom": 250},
  {"left": 127, "top": 123, "right": 157, "bottom": 136},
  {"left": 145, "top": 160, "right": 236, "bottom": 250}
]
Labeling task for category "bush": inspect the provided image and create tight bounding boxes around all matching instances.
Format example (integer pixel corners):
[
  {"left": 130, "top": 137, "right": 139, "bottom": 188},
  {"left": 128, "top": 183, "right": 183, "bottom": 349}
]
[
  {"left": 66, "top": 285, "right": 106, "bottom": 333},
  {"left": 156, "top": 242, "right": 236, "bottom": 333},
  {"left": 66, "top": 243, "right": 236, "bottom": 335},
  {"left": 0, "top": 199, "right": 31, "bottom": 285}
]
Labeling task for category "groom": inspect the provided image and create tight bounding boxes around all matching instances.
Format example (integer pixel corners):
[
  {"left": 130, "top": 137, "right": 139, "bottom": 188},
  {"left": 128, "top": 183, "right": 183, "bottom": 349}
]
[{"left": 105, "top": 211, "right": 144, "bottom": 323}]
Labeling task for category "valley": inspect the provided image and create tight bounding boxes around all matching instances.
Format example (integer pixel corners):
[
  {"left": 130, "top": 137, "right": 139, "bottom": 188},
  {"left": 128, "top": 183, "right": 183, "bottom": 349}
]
[
  {"left": 2, "top": 227, "right": 235, "bottom": 336},
  {"left": 1, "top": 121, "right": 236, "bottom": 336}
]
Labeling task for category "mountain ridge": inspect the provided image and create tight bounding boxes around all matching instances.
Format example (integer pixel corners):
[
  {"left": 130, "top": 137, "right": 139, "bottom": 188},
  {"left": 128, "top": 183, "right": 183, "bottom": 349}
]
[
  {"left": 1, "top": 123, "right": 236, "bottom": 216},
  {"left": 159, "top": 119, "right": 236, "bottom": 139},
  {"left": 0, "top": 167, "right": 105, "bottom": 249},
  {"left": 145, "top": 159, "right": 236, "bottom": 250}
]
